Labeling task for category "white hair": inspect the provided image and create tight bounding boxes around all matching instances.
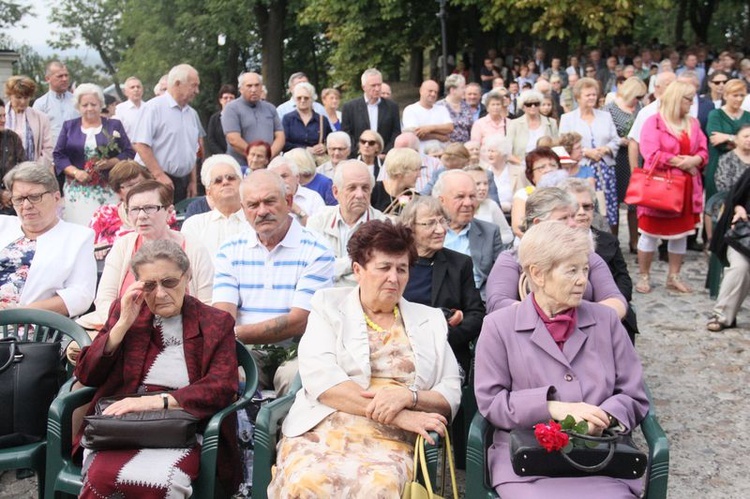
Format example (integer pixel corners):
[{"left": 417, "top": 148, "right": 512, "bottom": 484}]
[
  {"left": 73, "top": 83, "right": 104, "bottom": 110},
  {"left": 168, "top": 64, "right": 197, "bottom": 88},
  {"left": 268, "top": 156, "right": 299, "bottom": 176},
  {"left": 432, "top": 169, "right": 474, "bottom": 198},
  {"left": 361, "top": 68, "right": 382, "bottom": 87},
  {"left": 238, "top": 72, "right": 263, "bottom": 86},
  {"left": 200, "top": 154, "right": 243, "bottom": 189},
  {"left": 482, "top": 135, "right": 512, "bottom": 156},
  {"left": 326, "top": 131, "right": 351, "bottom": 148},
  {"left": 518, "top": 89, "right": 545, "bottom": 107},
  {"left": 333, "top": 160, "right": 375, "bottom": 189},
  {"left": 293, "top": 81, "right": 317, "bottom": 102}
]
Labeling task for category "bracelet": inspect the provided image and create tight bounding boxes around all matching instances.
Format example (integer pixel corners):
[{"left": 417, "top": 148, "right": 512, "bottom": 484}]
[{"left": 408, "top": 386, "right": 418, "bottom": 409}]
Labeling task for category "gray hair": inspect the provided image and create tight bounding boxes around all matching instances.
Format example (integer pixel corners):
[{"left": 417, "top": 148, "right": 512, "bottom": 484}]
[
  {"left": 482, "top": 135, "right": 512, "bottom": 156},
  {"left": 268, "top": 156, "right": 299, "bottom": 176},
  {"left": 399, "top": 196, "right": 445, "bottom": 228},
  {"left": 73, "top": 83, "right": 105, "bottom": 110},
  {"left": 287, "top": 71, "right": 307, "bottom": 91},
  {"left": 130, "top": 239, "right": 190, "bottom": 279},
  {"left": 167, "top": 64, "right": 197, "bottom": 88},
  {"left": 45, "top": 61, "right": 65, "bottom": 77},
  {"left": 283, "top": 148, "right": 316, "bottom": 176},
  {"left": 3, "top": 161, "right": 59, "bottom": 193},
  {"left": 394, "top": 132, "right": 420, "bottom": 151},
  {"left": 444, "top": 74, "right": 466, "bottom": 92},
  {"left": 239, "top": 71, "right": 263, "bottom": 86},
  {"left": 293, "top": 81, "right": 317, "bottom": 102},
  {"left": 200, "top": 154, "right": 243, "bottom": 189},
  {"left": 517, "top": 89, "right": 544, "bottom": 107},
  {"left": 326, "top": 131, "right": 351, "bottom": 149},
  {"left": 522, "top": 187, "right": 576, "bottom": 233},
  {"left": 518, "top": 222, "right": 594, "bottom": 283},
  {"left": 333, "top": 160, "right": 375, "bottom": 189},
  {"left": 432, "top": 169, "right": 474, "bottom": 198},
  {"left": 361, "top": 68, "right": 382, "bottom": 87},
  {"left": 484, "top": 88, "right": 508, "bottom": 104},
  {"left": 240, "top": 169, "right": 287, "bottom": 203},
  {"left": 559, "top": 177, "right": 596, "bottom": 202}
]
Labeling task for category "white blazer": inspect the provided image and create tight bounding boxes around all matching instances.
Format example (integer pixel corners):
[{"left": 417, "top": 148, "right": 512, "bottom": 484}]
[
  {"left": 0, "top": 216, "right": 96, "bottom": 316},
  {"left": 282, "top": 286, "right": 462, "bottom": 437}
]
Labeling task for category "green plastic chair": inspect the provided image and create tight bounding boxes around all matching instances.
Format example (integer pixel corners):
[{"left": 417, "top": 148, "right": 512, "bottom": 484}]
[
  {"left": 0, "top": 308, "right": 92, "bottom": 499},
  {"left": 44, "top": 340, "right": 258, "bottom": 499},
  {"left": 465, "top": 392, "right": 670, "bottom": 498},
  {"left": 251, "top": 375, "right": 443, "bottom": 498}
]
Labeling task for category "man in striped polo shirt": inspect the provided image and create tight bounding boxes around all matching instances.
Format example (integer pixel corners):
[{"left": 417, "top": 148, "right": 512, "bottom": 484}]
[{"left": 213, "top": 169, "right": 335, "bottom": 394}]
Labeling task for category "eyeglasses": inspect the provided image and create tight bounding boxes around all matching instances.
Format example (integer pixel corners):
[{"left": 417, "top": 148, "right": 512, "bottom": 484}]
[
  {"left": 360, "top": 139, "right": 378, "bottom": 146},
  {"left": 212, "top": 173, "right": 239, "bottom": 185},
  {"left": 579, "top": 203, "right": 595, "bottom": 212},
  {"left": 532, "top": 163, "right": 557, "bottom": 172},
  {"left": 711, "top": 79, "right": 727, "bottom": 85},
  {"left": 635, "top": 95, "right": 645, "bottom": 100},
  {"left": 682, "top": 95, "right": 695, "bottom": 102},
  {"left": 585, "top": 68, "right": 596, "bottom": 73},
  {"left": 414, "top": 218, "right": 449, "bottom": 229},
  {"left": 295, "top": 96, "right": 310, "bottom": 101},
  {"left": 10, "top": 191, "right": 52, "bottom": 206},
  {"left": 127, "top": 205, "right": 166, "bottom": 216},
  {"left": 328, "top": 146, "right": 348, "bottom": 152},
  {"left": 140, "top": 272, "right": 185, "bottom": 293},
  {"left": 524, "top": 101, "right": 540, "bottom": 107}
]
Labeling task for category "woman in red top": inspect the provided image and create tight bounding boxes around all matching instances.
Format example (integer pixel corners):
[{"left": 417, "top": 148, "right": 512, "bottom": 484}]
[{"left": 636, "top": 81, "right": 708, "bottom": 294}]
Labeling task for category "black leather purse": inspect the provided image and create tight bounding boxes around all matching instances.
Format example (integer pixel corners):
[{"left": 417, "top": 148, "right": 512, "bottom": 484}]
[
  {"left": 81, "top": 392, "right": 199, "bottom": 451},
  {"left": 0, "top": 336, "right": 64, "bottom": 448},
  {"left": 510, "top": 428, "right": 647, "bottom": 479},
  {"left": 724, "top": 220, "right": 750, "bottom": 260}
]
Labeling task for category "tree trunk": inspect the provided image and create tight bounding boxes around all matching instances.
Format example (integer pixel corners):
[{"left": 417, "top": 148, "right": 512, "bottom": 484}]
[
  {"left": 675, "top": 0, "right": 687, "bottom": 43},
  {"left": 687, "top": 0, "right": 716, "bottom": 43},
  {"left": 408, "top": 47, "right": 423, "bottom": 87},
  {"left": 255, "top": 0, "right": 287, "bottom": 105}
]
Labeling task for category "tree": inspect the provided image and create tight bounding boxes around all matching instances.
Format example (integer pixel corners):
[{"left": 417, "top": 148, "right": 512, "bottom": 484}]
[
  {"left": 0, "top": 0, "right": 31, "bottom": 28},
  {"left": 49, "top": 0, "right": 127, "bottom": 98}
]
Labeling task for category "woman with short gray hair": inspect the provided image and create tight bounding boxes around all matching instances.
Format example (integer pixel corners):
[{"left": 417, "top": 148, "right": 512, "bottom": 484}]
[
  {"left": 438, "top": 73, "right": 474, "bottom": 142},
  {"left": 54, "top": 83, "right": 135, "bottom": 226},
  {"left": 507, "top": 89, "right": 559, "bottom": 163},
  {"left": 282, "top": 82, "right": 332, "bottom": 157},
  {"left": 0, "top": 161, "right": 96, "bottom": 316}
]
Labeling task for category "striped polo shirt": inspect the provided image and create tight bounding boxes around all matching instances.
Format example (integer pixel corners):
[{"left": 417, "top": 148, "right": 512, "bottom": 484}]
[{"left": 212, "top": 217, "right": 334, "bottom": 338}]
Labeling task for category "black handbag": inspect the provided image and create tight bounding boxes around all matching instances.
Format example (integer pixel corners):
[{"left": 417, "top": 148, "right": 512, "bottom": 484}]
[
  {"left": 81, "top": 392, "right": 200, "bottom": 451},
  {"left": 510, "top": 428, "right": 647, "bottom": 479},
  {"left": 724, "top": 220, "right": 750, "bottom": 260},
  {"left": 0, "top": 336, "right": 64, "bottom": 448}
]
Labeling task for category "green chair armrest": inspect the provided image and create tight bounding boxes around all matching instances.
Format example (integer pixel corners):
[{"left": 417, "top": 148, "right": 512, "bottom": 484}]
[
  {"left": 466, "top": 412, "right": 498, "bottom": 498},
  {"left": 641, "top": 411, "right": 669, "bottom": 499},
  {"left": 252, "top": 392, "right": 298, "bottom": 499}
]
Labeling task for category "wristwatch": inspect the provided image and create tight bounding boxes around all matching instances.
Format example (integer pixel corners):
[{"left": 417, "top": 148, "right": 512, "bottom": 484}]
[{"left": 161, "top": 393, "right": 169, "bottom": 410}]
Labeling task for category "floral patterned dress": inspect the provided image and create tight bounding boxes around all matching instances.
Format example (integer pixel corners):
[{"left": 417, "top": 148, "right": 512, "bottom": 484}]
[
  {"left": 438, "top": 99, "right": 474, "bottom": 143},
  {"left": 268, "top": 314, "right": 417, "bottom": 498},
  {"left": 63, "top": 127, "right": 118, "bottom": 226},
  {"left": 0, "top": 236, "right": 36, "bottom": 311},
  {"left": 604, "top": 101, "right": 642, "bottom": 204}
]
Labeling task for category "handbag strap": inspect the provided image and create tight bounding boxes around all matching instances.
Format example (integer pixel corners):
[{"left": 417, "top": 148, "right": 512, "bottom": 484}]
[
  {"left": 440, "top": 425, "right": 459, "bottom": 499},
  {"left": 318, "top": 114, "right": 324, "bottom": 145},
  {"left": 558, "top": 427, "right": 619, "bottom": 473},
  {"left": 0, "top": 337, "right": 19, "bottom": 373},
  {"left": 414, "top": 435, "right": 436, "bottom": 497}
]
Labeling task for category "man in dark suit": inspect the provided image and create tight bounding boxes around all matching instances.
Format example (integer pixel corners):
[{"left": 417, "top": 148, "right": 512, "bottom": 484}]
[
  {"left": 341, "top": 68, "right": 401, "bottom": 158},
  {"left": 433, "top": 170, "right": 504, "bottom": 300}
]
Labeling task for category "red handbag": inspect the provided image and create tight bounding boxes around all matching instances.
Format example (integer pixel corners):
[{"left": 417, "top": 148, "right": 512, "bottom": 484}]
[{"left": 625, "top": 155, "right": 686, "bottom": 214}]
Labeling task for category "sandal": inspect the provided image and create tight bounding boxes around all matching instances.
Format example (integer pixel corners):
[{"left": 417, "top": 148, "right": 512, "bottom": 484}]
[
  {"left": 666, "top": 274, "right": 693, "bottom": 294},
  {"left": 635, "top": 274, "right": 651, "bottom": 294},
  {"left": 706, "top": 315, "right": 737, "bottom": 332}
]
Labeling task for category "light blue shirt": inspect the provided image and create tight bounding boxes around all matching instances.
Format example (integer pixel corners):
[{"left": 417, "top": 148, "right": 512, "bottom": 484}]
[
  {"left": 32, "top": 91, "right": 79, "bottom": 143},
  {"left": 131, "top": 92, "right": 205, "bottom": 178},
  {"left": 444, "top": 223, "right": 481, "bottom": 288}
]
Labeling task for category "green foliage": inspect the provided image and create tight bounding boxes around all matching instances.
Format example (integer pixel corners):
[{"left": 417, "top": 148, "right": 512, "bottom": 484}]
[{"left": 0, "top": 0, "right": 31, "bottom": 28}]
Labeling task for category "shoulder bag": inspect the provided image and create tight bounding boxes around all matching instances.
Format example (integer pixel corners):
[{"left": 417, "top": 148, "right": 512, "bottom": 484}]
[
  {"left": 624, "top": 152, "right": 686, "bottom": 214},
  {"left": 724, "top": 220, "right": 750, "bottom": 260},
  {"left": 402, "top": 426, "right": 458, "bottom": 499},
  {"left": 0, "top": 336, "right": 64, "bottom": 448},
  {"left": 81, "top": 392, "right": 199, "bottom": 450},
  {"left": 510, "top": 427, "right": 647, "bottom": 479}
]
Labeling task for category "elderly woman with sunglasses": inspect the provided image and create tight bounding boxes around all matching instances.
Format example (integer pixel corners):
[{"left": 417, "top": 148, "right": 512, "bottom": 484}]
[
  {"left": 0, "top": 162, "right": 96, "bottom": 315},
  {"left": 180, "top": 155, "right": 250, "bottom": 257},
  {"left": 77, "top": 180, "right": 213, "bottom": 332},
  {"left": 507, "top": 90, "right": 559, "bottom": 164}
]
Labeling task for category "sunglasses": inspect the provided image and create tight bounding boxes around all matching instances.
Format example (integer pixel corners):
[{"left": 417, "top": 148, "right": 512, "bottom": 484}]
[
  {"left": 711, "top": 80, "right": 727, "bottom": 85},
  {"left": 635, "top": 95, "right": 645, "bottom": 100},
  {"left": 212, "top": 173, "right": 239, "bottom": 185},
  {"left": 524, "top": 101, "right": 541, "bottom": 107},
  {"left": 360, "top": 139, "right": 378, "bottom": 146},
  {"left": 141, "top": 272, "right": 186, "bottom": 293}
]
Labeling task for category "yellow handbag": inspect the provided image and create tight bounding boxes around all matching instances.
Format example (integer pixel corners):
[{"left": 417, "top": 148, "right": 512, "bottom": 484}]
[{"left": 401, "top": 426, "right": 458, "bottom": 499}]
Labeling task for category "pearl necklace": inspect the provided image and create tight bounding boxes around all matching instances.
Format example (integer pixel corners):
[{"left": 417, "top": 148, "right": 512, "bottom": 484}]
[{"left": 364, "top": 306, "right": 400, "bottom": 335}]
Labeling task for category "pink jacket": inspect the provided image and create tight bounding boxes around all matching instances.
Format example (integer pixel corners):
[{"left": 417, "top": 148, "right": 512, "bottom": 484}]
[{"left": 639, "top": 113, "right": 708, "bottom": 215}]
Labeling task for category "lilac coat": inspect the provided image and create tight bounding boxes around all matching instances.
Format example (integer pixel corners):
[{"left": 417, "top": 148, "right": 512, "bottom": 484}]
[
  {"left": 53, "top": 117, "right": 135, "bottom": 175},
  {"left": 485, "top": 249, "right": 626, "bottom": 314},
  {"left": 475, "top": 297, "right": 649, "bottom": 496}
]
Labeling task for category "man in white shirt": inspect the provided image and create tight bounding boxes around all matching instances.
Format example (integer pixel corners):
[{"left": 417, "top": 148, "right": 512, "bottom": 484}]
[
  {"left": 32, "top": 61, "right": 79, "bottom": 143},
  {"left": 180, "top": 154, "right": 250, "bottom": 258},
  {"left": 113, "top": 76, "right": 145, "bottom": 139},
  {"left": 401, "top": 79, "right": 454, "bottom": 151},
  {"left": 267, "top": 156, "right": 324, "bottom": 225},
  {"left": 131, "top": 64, "right": 204, "bottom": 203},
  {"left": 307, "top": 160, "right": 386, "bottom": 286}
]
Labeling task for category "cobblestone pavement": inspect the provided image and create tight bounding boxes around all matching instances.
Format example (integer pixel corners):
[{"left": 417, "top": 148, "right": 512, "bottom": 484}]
[{"left": 3, "top": 222, "right": 748, "bottom": 498}]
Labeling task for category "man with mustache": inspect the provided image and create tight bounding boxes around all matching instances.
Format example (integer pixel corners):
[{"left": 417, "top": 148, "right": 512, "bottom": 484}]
[
  {"left": 212, "top": 169, "right": 334, "bottom": 394},
  {"left": 307, "top": 160, "right": 386, "bottom": 287}
]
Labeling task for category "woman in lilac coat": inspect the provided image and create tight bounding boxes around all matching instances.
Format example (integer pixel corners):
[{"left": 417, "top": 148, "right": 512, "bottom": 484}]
[{"left": 475, "top": 222, "right": 649, "bottom": 499}]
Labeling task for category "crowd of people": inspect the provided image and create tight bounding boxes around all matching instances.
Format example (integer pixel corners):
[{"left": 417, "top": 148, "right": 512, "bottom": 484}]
[{"left": 1, "top": 43, "right": 750, "bottom": 497}]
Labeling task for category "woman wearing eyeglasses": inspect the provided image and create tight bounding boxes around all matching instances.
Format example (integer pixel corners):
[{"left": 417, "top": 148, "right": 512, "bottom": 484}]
[
  {"left": 507, "top": 90, "right": 559, "bottom": 164},
  {"left": 706, "top": 70, "right": 729, "bottom": 109},
  {"left": 560, "top": 77, "right": 621, "bottom": 231},
  {"left": 281, "top": 82, "right": 332, "bottom": 155},
  {"left": 400, "top": 196, "right": 484, "bottom": 378},
  {"left": 0, "top": 162, "right": 96, "bottom": 315},
  {"left": 77, "top": 180, "right": 213, "bottom": 332}
]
